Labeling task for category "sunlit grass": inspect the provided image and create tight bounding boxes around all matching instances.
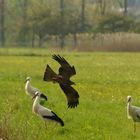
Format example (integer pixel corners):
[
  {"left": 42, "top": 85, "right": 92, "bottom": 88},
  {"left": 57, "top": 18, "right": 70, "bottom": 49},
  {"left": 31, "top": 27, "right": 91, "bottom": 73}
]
[{"left": 0, "top": 51, "right": 140, "bottom": 139}]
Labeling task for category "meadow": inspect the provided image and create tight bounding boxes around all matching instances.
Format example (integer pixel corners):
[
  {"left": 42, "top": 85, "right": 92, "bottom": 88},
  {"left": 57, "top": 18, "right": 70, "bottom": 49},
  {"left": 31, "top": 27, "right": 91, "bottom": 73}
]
[{"left": 0, "top": 48, "right": 140, "bottom": 140}]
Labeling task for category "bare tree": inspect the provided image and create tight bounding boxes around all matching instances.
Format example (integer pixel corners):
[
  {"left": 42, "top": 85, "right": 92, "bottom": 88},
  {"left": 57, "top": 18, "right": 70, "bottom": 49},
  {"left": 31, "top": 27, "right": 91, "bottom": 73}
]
[{"left": 0, "top": 0, "right": 5, "bottom": 46}]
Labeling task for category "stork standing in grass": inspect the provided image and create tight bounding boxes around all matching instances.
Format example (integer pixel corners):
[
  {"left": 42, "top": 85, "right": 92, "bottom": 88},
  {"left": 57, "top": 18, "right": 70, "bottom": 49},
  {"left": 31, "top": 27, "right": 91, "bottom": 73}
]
[
  {"left": 127, "top": 96, "right": 140, "bottom": 132},
  {"left": 32, "top": 91, "right": 64, "bottom": 127},
  {"left": 25, "top": 77, "right": 48, "bottom": 100}
]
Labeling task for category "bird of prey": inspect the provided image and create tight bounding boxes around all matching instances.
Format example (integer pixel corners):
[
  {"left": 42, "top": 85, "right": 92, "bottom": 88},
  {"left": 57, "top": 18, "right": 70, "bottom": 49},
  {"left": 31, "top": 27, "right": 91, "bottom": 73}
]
[
  {"left": 25, "top": 77, "right": 48, "bottom": 101},
  {"left": 32, "top": 91, "right": 64, "bottom": 127},
  {"left": 43, "top": 54, "right": 79, "bottom": 108},
  {"left": 127, "top": 96, "right": 140, "bottom": 132}
]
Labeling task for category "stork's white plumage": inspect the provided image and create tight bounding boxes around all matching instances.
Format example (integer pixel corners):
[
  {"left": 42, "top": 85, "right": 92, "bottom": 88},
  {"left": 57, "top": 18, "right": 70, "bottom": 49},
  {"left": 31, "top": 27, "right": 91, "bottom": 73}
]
[
  {"left": 32, "top": 92, "right": 64, "bottom": 127},
  {"left": 25, "top": 77, "right": 47, "bottom": 100},
  {"left": 127, "top": 95, "right": 140, "bottom": 132}
]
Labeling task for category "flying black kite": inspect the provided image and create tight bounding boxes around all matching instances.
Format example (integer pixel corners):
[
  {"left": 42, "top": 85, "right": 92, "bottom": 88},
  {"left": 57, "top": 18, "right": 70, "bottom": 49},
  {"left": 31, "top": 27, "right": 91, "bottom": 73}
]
[{"left": 43, "top": 54, "right": 79, "bottom": 108}]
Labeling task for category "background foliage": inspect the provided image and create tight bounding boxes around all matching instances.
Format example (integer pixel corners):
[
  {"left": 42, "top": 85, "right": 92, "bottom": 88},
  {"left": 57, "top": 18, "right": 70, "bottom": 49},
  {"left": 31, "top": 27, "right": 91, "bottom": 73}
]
[{"left": 0, "top": 0, "right": 140, "bottom": 50}]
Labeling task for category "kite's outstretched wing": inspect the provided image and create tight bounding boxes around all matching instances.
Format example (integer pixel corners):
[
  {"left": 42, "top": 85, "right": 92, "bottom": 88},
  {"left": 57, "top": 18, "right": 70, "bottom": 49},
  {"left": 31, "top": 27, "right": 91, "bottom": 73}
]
[
  {"left": 59, "top": 84, "right": 79, "bottom": 108},
  {"left": 52, "top": 54, "right": 76, "bottom": 80}
]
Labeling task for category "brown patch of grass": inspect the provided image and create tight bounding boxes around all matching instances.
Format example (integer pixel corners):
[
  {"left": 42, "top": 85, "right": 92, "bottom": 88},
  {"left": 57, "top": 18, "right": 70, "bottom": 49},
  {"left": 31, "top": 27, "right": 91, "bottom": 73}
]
[{"left": 0, "top": 113, "right": 11, "bottom": 140}]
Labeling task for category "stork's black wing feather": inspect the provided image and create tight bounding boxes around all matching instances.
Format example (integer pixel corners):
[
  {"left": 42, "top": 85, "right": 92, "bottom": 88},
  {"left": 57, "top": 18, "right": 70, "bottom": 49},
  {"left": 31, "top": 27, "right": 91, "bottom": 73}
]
[
  {"left": 59, "top": 84, "right": 79, "bottom": 108},
  {"left": 43, "top": 112, "right": 64, "bottom": 126}
]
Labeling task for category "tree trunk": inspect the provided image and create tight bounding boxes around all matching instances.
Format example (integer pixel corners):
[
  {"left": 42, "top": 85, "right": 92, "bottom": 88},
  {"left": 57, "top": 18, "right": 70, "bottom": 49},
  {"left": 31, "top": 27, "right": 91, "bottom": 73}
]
[
  {"left": 73, "top": 33, "right": 77, "bottom": 47},
  {"left": 99, "top": 0, "right": 106, "bottom": 15},
  {"left": 59, "top": 34, "right": 65, "bottom": 48},
  {"left": 60, "top": 0, "right": 65, "bottom": 48},
  {"left": 38, "top": 35, "right": 43, "bottom": 47},
  {"left": 81, "top": 0, "right": 85, "bottom": 30},
  {"left": 0, "top": 0, "right": 5, "bottom": 46},
  {"left": 39, "top": 38, "right": 42, "bottom": 47},
  {"left": 20, "top": 0, "right": 28, "bottom": 46},
  {"left": 124, "top": 0, "right": 128, "bottom": 16},
  {"left": 31, "top": 30, "right": 35, "bottom": 47},
  {"left": 55, "top": 35, "right": 58, "bottom": 45}
]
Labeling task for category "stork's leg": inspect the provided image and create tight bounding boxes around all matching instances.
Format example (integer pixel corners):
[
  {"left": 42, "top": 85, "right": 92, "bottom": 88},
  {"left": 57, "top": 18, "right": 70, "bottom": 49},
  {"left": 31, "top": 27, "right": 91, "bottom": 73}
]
[
  {"left": 52, "top": 122, "right": 57, "bottom": 129},
  {"left": 134, "top": 122, "right": 136, "bottom": 133},
  {"left": 45, "top": 122, "right": 47, "bottom": 129}
]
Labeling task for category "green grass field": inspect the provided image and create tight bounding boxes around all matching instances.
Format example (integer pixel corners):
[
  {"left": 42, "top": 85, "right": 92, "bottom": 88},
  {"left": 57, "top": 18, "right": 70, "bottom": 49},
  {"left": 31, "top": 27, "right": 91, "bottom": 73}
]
[{"left": 0, "top": 49, "right": 140, "bottom": 140}]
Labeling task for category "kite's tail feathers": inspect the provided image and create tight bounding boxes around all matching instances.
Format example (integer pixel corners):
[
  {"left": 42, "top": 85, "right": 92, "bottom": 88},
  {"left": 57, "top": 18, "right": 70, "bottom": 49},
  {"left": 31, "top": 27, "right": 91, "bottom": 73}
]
[{"left": 43, "top": 65, "right": 57, "bottom": 82}]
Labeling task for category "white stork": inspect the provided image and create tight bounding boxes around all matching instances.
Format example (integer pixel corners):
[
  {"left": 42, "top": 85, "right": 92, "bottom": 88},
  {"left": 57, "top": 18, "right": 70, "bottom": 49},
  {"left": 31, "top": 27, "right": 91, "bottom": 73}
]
[
  {"left": 127, "top": 95, "right": 140, "bottom": 132},
  {"left": 25, "top": 77, "right": 47, "bottom": 100},
  {"left": 32, "top": 91, "right": 64, "bottom": 127}
]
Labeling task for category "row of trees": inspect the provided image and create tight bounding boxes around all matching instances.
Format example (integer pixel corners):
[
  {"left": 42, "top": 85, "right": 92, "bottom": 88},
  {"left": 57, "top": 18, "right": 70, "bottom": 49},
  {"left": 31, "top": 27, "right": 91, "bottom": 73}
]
[{"left": 0, "top": 0, "right": 140, "bottom": 48}]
